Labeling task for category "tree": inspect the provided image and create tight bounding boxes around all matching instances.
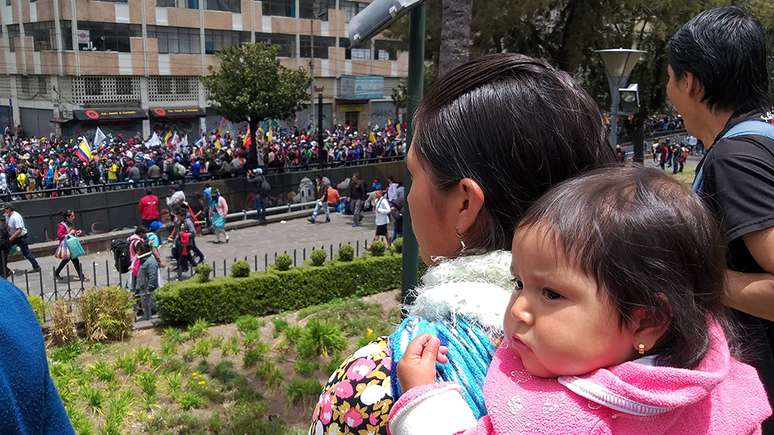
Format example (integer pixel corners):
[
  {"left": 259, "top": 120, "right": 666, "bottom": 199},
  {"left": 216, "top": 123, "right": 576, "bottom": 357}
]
[
  {"left": 439, "top": 0, "right": 474, "bottom": 77},
  {"left": 391, "top": 79, "right": 408, "bottom": 121},
  {"left": 203, "top": 42, "right": 310, "bottom": 169}
]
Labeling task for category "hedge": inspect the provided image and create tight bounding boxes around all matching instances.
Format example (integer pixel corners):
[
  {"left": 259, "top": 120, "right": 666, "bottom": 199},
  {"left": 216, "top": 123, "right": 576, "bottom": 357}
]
[{"left": 155, "top": 254, "right": 402, "bottom": 325}]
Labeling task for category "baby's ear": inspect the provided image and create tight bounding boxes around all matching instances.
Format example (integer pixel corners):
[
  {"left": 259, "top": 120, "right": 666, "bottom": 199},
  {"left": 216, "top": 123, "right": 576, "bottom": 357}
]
[{"left": 629, "top": 293, "right": 671, "bottom": 353}]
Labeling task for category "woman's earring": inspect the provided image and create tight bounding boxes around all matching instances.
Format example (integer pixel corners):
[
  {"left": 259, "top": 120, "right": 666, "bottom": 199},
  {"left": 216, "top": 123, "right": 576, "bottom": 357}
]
[
  {"left": 637, "top": 343, "right": 646, "bottom": 355},
  {"left": 456, "top": 231, "right": 466, "bottom": 254}
]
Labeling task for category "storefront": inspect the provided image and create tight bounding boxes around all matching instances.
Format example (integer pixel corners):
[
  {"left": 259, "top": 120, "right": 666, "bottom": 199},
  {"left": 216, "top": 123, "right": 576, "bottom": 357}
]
[
  {"left": 59, "top": 108, "right": 147, "bottom": 141},
  {"left": 148, "top": 106, "right": 206, "bottom": 139},
  {"left": 335, "top": 75, "right": 388, "bottom": 131}
]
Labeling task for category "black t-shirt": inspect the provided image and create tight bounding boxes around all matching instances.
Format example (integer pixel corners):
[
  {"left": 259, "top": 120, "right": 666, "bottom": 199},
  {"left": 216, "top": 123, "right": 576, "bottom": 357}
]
[{"left": 696, "top": 110, "right": 774, "bottom": 424}]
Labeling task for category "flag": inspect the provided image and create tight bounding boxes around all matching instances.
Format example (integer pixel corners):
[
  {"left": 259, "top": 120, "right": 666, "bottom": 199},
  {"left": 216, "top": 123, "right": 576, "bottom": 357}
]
[
  {"left": 93, "top": 127, "right": 106, "bottom": 149},
  {"left": 75, "top": 137, "right": 92, "bottom": 163},
  {"left": 163, "top": 131, "right": 173, "bottom": 147},
  {"left": 179, "top": 134, "right": 188, "bottom": 153},
  {"left": 146, "top": 132, "right": 162, "bottom": 148},
  {"left": 396, "top": 122, "right": 402, "bottom": 136},
  {"left": 214, "top": 138, "right": 222, "bottom": 150},
  {"left": 170, "top": 132, "right": 180, "bottom": 151},
  {"left": 258, "top": 127, "right": 264, "bottom": 143},
  {"left": 369, "top": 131, "right": 376, "bottom": 144},
  {"left": 267, "top": 127, "right": 273, "bottom": 143},
  {"left": 243, "top": 127, "right": 252, "bottom": 150},
  {"left": 194, "top": 135, "right": 205, "bottom": 148}
]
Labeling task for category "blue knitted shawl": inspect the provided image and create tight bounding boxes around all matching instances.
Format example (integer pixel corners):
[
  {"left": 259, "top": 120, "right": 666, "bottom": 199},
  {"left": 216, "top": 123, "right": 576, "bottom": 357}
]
[{"left": 389, "top": 314, "right": 497, "bottom": 419}]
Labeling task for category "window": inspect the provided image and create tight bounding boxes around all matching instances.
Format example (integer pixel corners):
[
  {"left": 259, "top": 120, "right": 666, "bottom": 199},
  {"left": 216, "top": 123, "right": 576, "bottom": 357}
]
[
  {"left": 21, "top": 78, "right": 34, "bottom": 95},
  {"left": 262, "top": 0, "right": 294, "bottom": 17},
  {"left": 25, "top": 22, "right": 57, "bottom": 51},
  {"left": 205, "top": 0, "right": 240, "bottom": 12},
  {"left": 7, "top": 25, "right": 19, "bottom": 52},
  {"left": 157, "top": 77, "right": 173, "bottom": 94},
  {"left": 255, "top": 32, "right": 296, "bottom": 57},
  {"left": 204, "top": 29, "right": 249, "bottom": 54},
  {"left": 149, "top": 26, "right": 202, "bottom": 55},
  {"left": 37, "top": 76, "right": 47, "bottom": 94},
  {"left": 300, "top": 35, "right": 334, "bottom": 59},
  {"left": 75, "top": 22, "right": 141, "bottom": 52},
  {"left": 299, "top": 0, "right": 334, "bottom": 20},
  {"left": 115, "top": 77, "right": 133, "bottom": 95},
  {"left": 60, "top": 21, "right": 73, "bottom": 50},
  {"left": 156, "top": 0, "right": 176, "bottom": 6},
  {"left": 84, "top": 77, "right": 102, "bottom": 96},
  {"left": 341, "top": 1, "right": 367, "bottom": 23},
  {"left": 374, "top": 39, "right": 403, "bottom": 61},
  {"left": 340, "top": 37, "right": 370, "bottom": 60}
]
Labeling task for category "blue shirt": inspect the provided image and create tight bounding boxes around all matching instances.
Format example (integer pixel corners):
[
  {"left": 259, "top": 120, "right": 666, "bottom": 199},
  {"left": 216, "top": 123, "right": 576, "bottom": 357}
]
[{"left": 0, "top": 280, "right": 74, "bottom": 434}]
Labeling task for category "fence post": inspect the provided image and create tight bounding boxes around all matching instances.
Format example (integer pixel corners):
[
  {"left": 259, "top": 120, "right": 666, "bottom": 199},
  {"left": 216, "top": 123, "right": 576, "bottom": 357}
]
[
  {"left": 356, "top": 241, "right": 359, "bottom": 256},
  {"left": 106, "top": 260, "right": 110, "bottom": 286},
  {"left": 39, "top": 278, "right": 46, "bottom": 323},
  {"left": 330, "top": 244, "right": 333, "bottom": 260},
  {"left": 254, "top": 255, "right": 258, "bottom": 271},
  {"left": 53, "top": 267, "right": 58, "bottom": 301},
  {"left": 264, "top": 253, "right": 268, "bottom": 271},
  {"left": 66, "top": 264, "right": 72, "bottom": 299},
  {"left": 24, "top": 270, "right": 29, "bottom": 296},
  {"left": 223, "top": 259, "right": 227, "bottom": 276},
  {"left": 167, "top": 266, "right": 171, "bottom": 282},
  {"left": 293, "top": 249, "right": 297, "bottom": 267},
  {"left": 92, "top": 262, "right": 97, "bottom": 286},
  {"left": 303, "top": 248, "right": 306, "bottom": 261},
  {"left": 212, "top": 261, "right": 217, "bottom": 277}
]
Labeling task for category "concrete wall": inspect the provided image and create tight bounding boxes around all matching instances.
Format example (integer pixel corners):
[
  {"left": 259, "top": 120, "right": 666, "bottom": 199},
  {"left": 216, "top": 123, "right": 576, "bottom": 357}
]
[{"left": 16, "top": 160, "right": 407, "bottom": 243}]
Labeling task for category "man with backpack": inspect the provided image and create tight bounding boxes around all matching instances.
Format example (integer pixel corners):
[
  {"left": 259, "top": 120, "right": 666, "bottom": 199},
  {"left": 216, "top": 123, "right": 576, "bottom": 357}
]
[
  {"left": 668, "top": 7, "right": 774, "bottom": 431},
  {"left": 247, "top": 169, "right": 270, "bottom": 223}
]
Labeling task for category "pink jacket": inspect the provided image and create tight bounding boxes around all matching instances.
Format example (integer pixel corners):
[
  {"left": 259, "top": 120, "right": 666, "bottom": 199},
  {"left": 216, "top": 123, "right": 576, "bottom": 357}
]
[{"left": 390, "top": 320, "right": 771, "bottom": 434}]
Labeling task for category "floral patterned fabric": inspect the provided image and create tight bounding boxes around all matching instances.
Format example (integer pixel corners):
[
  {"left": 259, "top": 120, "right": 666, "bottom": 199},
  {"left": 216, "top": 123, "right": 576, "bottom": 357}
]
[{"left": 310, "top": 336, "right": 393, "bottom": 435}]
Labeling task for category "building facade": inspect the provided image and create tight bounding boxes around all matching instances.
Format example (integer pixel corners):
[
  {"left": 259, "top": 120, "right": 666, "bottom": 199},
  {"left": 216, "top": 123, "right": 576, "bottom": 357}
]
[{"left": 0, "top": 0, "right": 407, "bottom": 139}]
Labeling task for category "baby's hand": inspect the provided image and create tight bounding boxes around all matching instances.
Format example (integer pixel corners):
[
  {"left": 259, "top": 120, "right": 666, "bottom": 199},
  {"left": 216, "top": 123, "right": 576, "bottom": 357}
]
[{"left": 396, "top": 334, "right": 449, "bottom": 392}]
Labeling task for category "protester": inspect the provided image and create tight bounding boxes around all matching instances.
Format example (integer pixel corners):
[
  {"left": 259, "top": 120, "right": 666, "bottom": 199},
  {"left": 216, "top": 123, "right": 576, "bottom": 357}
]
[
  {"left": 0, "top": 279, "right": 74, "bottom": 434},
  {"left": 311, "top": 53, "right": 616, "bottom": 433},
  {"left": 391, "top": 167, "right": 771, "bottom": 434},
  {"left": 2, "top": 203, "right": 40, "bottom": 272},
  {"left": 132, "top": 241, "right": 159, "bottom": 321},
  {"left": 373, "top": 190, "right": 392, "bottom": 246},
  {"left": 138, "top": 189, "right": 160, "bottom": 227},
  {"left": 348, "top": 173, "right": 366, "bottom": 227},
  {"left": 168, "top": 209, "right": 194, "bottom": 278},
  {"left": 54, "top": 210, "right": 88, "bottom": 282},
  {"left": 211, "top": 189, "right": 229, "bottom": 244},
  {"left": 667, "top": 6, "right": 774, "bottom": 431},
  {"left": 166, "top": 185, "right": 185, "bottom": 209},
  {"left": 309, "top": 183, "right": 340, "bottom": 224},
  {"left": 247, "top": 169, "right": 270, "bottom": 222}
]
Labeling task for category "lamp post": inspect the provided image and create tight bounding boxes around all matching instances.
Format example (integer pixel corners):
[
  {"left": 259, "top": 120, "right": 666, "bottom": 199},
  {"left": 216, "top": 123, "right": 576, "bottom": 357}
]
[
  {"left": 595, "top": 49, "right": 645, "bottom": 147},
  {"left": 349, "top": 0, "right": 425, "bottom": 306}
]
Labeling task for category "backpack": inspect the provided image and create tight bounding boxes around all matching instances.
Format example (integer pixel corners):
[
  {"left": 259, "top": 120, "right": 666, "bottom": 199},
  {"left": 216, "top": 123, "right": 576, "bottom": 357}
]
[
  {"left": 260, "top": 179, "right": 271, "bottom": 195},
  {"left": 110, "top": 239, "right": 132, "bottom": 273}
]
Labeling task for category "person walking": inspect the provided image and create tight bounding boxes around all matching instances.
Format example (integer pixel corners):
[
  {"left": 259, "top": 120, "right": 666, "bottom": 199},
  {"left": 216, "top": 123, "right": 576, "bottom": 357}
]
[
  {"left": 667, "top": 6, "right": 774, "bottom": 432},
  {"left": 309, "top": 184, "right": 339, "bottom": 224},
  {"left": 2, "top": 203, "right": 40, "bottom": 272},
  {"left": 373, "top": 190, "right": 391, "bottom": 246},
  {"left": 138, "top": 189, "right": 160, "bottom": 227},
  {"left": 211, "top": 190, "right": 229, "bottom": 244},
  {"left": 349, "top": 173, "right": 365, "bottom": 227},
  {"left": 132, "top": 241, "right": 159, "bottom": 321},
  {"left": 54, "top": 210, "right": 88, "bottom": 282},
  {"left": 248, "top": 169, "right": 270, "bottom": 222}
]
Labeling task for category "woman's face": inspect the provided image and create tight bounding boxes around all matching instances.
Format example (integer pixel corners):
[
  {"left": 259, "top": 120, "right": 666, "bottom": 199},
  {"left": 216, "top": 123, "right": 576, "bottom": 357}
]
[
  {"left": 67, "top": 212, "right": 75, "bottom": 222},
  {"left": 406, "top": 145, "right": 461, "bottom": 265}
]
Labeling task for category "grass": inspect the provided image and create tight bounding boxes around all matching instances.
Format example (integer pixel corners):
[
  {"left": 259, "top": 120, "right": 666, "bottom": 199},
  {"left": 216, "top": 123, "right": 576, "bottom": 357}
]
[{"left": 46, "top": 289, "right": 400, "bottom": 433}]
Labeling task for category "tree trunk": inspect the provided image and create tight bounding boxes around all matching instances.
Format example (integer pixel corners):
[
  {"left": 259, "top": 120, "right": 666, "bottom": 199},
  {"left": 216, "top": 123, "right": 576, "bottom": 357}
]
[
  {"left": 247, "top": 118, "right": 258, "bottom": 170},
  {"left": 438, "top": 0, "right": 473, "bottom": 78}
]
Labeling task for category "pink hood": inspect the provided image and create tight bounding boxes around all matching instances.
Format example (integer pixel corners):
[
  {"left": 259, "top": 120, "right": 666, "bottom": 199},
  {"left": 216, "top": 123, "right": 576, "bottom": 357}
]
[{"left": 484, "top": 320, "right": 771, "bottom": 434}]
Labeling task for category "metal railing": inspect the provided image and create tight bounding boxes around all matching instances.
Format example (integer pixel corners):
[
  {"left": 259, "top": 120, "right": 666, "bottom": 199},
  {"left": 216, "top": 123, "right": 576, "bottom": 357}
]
[{"left": 13, "top": 237, "right": 378, "bottom": 323}]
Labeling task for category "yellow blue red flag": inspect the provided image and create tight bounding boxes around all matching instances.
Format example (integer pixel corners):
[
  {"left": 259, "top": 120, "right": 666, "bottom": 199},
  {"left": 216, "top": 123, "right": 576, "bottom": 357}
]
[{"left": 75, "top": 138, "right": 92, "bottom": 163}]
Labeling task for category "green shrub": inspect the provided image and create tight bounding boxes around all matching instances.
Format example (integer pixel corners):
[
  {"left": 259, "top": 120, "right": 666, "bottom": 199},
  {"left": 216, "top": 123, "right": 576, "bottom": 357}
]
[
  {"left": 230, "top": 260, "right": 250, "bottom": 278},
  {"left": 392, "top": 237, "right": 403, "bottom": 254},
  {"left": 195, "top": 263, "right": 213, "bottom": 283},
  {"left": 80, "top": 287, "right": 134, "bottom": 342},
  {"left": 297, "top": 320, "right": 347, "bottom": 359},
  {"left": 188, "top": 319, "right": 210, "bottom": 339},
  {"left": 156, "top": 254, "right": 401, "bottom": 325},
  {"left": 286, "top": 379, "right": 322, "bottom": 404},
  {"left": 275, "top": 254, "right": 292, "bottom": 271},
  {"left": 272, "top": 318, "right": 289, "bottom": 337},
  {"left": 310, "top": 249, "right": 327, "bottom": 266},
  {"left": 337, "top": 244, "right": 354, "bottom": 262},
  {"left": 369, "top": 240, "right": 386, "bottom": 256},
  {"left": 235, "top": 315, "right": 262, "bottom": 335},
  {"left": 48, "top": 300, "right": 77, "bottom": 345},
  {"left": 28, "top": 295, "right": 45, "bottom": 324},
  {"left": 294, "top": 358, "right": 319, "bottom": 376}
]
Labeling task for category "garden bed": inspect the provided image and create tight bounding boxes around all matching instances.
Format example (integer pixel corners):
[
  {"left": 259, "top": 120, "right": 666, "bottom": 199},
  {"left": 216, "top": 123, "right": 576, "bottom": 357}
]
[{"left": 49, "top": 290, "right": 401, "bottom": 434}]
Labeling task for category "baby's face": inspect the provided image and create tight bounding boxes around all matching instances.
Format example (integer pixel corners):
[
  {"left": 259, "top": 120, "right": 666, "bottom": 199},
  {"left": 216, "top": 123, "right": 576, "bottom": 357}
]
[{"left": 504, "top": 226, "right": 636, "bottom": 378}]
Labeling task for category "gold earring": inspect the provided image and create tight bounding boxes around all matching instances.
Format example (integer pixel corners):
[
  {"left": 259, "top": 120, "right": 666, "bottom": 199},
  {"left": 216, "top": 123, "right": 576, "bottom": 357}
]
[
  {"left": 637, "top": 343, "right": 646, "bottom": 355},
  {"left": 456, "top": 230, "right": 466, "bottom": 254}
]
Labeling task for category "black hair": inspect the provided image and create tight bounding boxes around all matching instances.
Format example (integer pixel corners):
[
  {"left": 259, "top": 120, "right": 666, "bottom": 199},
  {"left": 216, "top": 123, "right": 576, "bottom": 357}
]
[
  {"left": 668, "top": 6, "right": 769, "bottom": 113},
  {"left": 135, "top": 225, "right": 148, "bottom": 235},
  {"left": 413, "top": 53, "right": 615, "bottom": 252},
  {"left": 58, "top": 209, "right": 74, "bottom": 220},
  {"left": 135, "top": 240, "right": 150, "bottom": 256},
  {"left": 145, "top": 189, "right": 153, "bottom": 195},
  {"left": 518, "top": 166, "right": 732, "bottom": 369}
]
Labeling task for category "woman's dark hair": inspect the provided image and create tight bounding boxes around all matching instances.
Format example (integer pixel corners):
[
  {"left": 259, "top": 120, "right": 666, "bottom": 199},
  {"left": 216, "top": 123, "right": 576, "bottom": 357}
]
[
  {"left": 413, "top": 53, "right": 615, "bottom": 252},
  {"left": 135, "top": 225, "right": 149, "bottom": 235},
  {"left": 668, "top": 6, "right": 769, "bottom": 113},
  {"left": 518, "top": 166, "right": 731, "bottom": 369},
  {"left": 59, "top": 209, "right": 74, "bottom": 220}
]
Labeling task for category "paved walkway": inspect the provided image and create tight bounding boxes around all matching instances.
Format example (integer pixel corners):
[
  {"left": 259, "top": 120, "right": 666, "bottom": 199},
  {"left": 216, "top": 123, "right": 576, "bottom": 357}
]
[{"left": 8, "top": 210, "right": 384, "bottom": 300}]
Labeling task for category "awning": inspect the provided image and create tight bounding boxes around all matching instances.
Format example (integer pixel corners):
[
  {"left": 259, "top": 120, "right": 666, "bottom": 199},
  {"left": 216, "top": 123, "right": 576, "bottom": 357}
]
[
  {"left": 72, "top": 108, "right": 147, "bottom": 121},
  {"left": 149, "top": 107, "right": 206, "bottom": 119}
]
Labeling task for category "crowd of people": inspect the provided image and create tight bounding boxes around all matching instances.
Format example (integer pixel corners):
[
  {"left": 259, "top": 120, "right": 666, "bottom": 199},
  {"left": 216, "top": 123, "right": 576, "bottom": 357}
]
[{"left": 0, "top": 122, "right": 406, "bottom": 199}]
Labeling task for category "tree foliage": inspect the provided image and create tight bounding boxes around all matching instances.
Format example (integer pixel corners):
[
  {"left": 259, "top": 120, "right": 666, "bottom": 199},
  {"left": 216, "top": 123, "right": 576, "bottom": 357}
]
[{"left": 203, "top": 42, "right": 310, "bottom": 167}]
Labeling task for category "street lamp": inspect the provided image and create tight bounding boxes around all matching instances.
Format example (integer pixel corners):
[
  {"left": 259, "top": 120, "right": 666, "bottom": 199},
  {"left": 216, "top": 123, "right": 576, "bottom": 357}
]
[
  {"left": 349, "top": 0, "right": 425, "bottom": 307},
  {"left": 596, "top": 49, "right": 645, "bottom": 147}
]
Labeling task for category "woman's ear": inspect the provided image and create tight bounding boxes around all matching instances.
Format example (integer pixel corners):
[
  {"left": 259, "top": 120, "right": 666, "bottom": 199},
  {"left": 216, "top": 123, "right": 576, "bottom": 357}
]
[{"left": 453, "top": 178, "right": 486, "bottom": 238}]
